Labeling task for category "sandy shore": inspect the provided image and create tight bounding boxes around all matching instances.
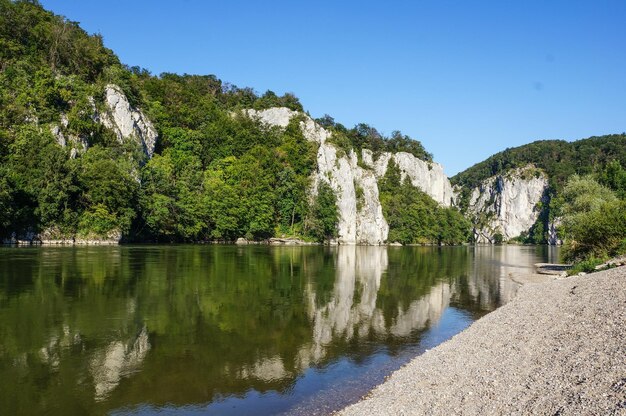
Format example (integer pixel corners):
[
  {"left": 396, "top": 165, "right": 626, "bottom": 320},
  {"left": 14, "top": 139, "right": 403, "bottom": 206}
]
[{"left": 337, "top": 266, "right": 626, "bottom": 415}]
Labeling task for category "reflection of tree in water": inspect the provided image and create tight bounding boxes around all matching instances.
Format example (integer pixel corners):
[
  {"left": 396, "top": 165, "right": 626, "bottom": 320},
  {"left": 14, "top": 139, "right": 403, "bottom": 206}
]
[{"left": 0, "top": 245, "right": 547, "bottom": 414}]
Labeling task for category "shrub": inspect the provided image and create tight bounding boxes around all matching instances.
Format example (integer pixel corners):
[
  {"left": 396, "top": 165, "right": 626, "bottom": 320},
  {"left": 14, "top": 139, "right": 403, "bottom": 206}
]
[{"left": 560, "top": 175, "right": 626, "bottom": 262}]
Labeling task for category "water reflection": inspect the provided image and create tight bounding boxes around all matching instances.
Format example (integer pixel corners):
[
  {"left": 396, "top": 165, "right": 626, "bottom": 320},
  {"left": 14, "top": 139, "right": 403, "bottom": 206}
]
[
  {"left": 91, "top": 325, "right": 150, "bottom": 401},
  {"left": 0, "top": 245, "right": 555, "bottom": 415}
]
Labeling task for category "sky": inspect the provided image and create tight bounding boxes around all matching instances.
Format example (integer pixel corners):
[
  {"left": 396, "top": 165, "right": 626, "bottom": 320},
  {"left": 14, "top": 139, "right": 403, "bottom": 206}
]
[{"left": 40, "top": 0, "right": 626, "bottom": 176}]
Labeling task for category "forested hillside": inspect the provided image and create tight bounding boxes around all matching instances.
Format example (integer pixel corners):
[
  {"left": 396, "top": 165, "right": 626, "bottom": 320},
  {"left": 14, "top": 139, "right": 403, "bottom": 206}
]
[
  {"left": 451, "top": 135, "right": 626, "bottom": 193},
  {"left": 1, "top": 0, "right": 463, "bottom": 244},
  {"left": 2, "top": 0, "right": 622, "bottom": 253}
]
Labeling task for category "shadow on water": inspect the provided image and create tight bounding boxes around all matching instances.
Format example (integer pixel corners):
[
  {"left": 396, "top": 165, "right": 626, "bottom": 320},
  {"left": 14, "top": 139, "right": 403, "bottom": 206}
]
[{"left": 0, "top": 245, "right": 556, "bottom": 415}]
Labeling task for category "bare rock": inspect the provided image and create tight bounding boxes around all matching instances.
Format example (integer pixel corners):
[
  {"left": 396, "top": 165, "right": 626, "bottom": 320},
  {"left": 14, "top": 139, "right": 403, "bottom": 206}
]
[
  {"left": 467, "top": 166, "right": 548, "bottom": 243},
  {"left": 101, "top": 84, "right": 158, "bottom": 158}
]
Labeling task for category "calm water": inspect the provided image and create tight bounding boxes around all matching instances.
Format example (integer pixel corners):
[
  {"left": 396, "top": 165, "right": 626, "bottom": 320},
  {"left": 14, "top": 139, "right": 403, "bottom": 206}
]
[{"left": 0, "top": 245, "right": 558, "bottom": 415}]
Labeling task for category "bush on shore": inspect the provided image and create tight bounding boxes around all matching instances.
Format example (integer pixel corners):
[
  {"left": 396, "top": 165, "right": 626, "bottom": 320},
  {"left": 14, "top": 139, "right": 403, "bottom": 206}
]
[{"left": 560, "top": 175, "right": 626, "bottom": 263}]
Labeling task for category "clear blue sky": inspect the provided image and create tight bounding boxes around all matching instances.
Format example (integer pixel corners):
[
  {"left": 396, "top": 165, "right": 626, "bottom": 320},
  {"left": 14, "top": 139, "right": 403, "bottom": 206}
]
[{"left": 40, "top": 0, "right": 626, "bottom": 175}]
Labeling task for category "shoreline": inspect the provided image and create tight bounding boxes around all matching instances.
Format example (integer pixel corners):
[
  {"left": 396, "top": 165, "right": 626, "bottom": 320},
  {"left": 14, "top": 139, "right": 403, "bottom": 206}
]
[{"left": 337, "top": 266, "right": 626, "bottom": 415}]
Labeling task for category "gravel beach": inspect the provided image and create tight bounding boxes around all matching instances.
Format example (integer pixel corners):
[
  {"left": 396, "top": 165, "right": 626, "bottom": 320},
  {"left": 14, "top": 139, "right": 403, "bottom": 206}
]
[{"left": 337, "top": 266, "right": 626, "bottom": 415}]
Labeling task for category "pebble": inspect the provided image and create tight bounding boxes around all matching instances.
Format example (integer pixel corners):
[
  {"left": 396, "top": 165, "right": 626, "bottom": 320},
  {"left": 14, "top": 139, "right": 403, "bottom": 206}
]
[{"left": 337, "top": 266, "right": 626, "bottom": 416}]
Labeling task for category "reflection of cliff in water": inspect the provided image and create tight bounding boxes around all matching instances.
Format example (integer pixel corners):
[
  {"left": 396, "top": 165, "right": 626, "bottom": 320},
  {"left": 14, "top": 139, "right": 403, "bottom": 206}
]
[
  {"left": 0, "top": 245, "right": 551, "bottom": 414},
  {"left": 455, "top": 245, "right": 552, "bottom": 310},
  {"left": 90, "top": 324, "right": 150, "bottom": 401},
  {"left": 297, "top": 247, "right": 452, "bottom": 369}
]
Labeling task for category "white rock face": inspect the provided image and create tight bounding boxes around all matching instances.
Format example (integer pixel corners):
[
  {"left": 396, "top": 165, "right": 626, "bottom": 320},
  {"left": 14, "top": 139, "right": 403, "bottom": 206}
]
[
  {"left": 50, "top": 85, "right": 157, "bottom": 160},
  {"left": 246, "top": 108, "right": 456, "bottom": 244},
  {"left": 467, "top": 166, "right": 548, "bottom": 243},
  {"left": 247, "top": 108, "right": 388, "bottom": 244},
  {"left": 245, "top": 107, "right": 296, "bottom": 129},
  {"left": 101, "top": 84, "right": 158, "bottom": 158},
  {"left": 315, "top": 145, "right": 389, "bottom": 244},
  {"left": 364, "top": 150, "right": 455, "bottom": 206}
]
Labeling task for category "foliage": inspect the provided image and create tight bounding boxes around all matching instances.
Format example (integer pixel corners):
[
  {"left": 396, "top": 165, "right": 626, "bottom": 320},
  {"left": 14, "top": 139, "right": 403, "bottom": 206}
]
[
  {"left": 0, "top": 1, "right": 317, "bottom": 242},
  {"left": 379, "top": 160, "right": 470, "bottom": 245},
  {"left": 306, "top": 181, "right": 339, "bottom": 242},
  {"left": 597, "top": 159, "right": 626, "bottom": 199},
  {"left": 451, "top": 135, "right": 626, "bottom": 192},
  {"left": 567, "top": 257, "right": 606, "bottom": 275},
  {"left": 560, "top": 175, "right": 626, "bottom": 262},
  {"left": 319, "top": 116, "right": 433, "bottom": 162}
]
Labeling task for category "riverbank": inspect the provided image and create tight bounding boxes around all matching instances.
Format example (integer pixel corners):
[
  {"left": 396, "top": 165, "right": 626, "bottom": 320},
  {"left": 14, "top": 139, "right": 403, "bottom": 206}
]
[{"left": 337, "top": 266, "right": 626, "bottom": 415}]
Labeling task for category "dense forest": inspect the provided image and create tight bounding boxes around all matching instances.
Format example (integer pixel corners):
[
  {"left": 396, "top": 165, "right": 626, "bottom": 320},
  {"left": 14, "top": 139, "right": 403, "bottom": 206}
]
[
  {"left": 1, "top": 0, "right": 624, "bottom": 257},
  {"left": 0, "top": 0, "right": 453, "bottom": 244}
]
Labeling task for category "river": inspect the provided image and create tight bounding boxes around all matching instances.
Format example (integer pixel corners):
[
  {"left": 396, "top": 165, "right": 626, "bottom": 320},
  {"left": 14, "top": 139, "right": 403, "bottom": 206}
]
[{"left": 0, "top": 245, "right": 558, "bottom": 415}]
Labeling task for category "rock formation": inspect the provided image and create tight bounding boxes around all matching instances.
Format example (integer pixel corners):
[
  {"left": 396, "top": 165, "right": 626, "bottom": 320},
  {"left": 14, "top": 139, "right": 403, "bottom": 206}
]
[
  {"left": 246, "top": 108, "right": 455, "bottom": 245},
  {"left": 364, "top": 150, "right": 455, "bottom": 206},
  {"left": 50, "top": 113, "right": 89, "bottom": 158},
  {"left": 101, "top": 84, "right": 158, "bottom": 158},
  {"left": 50, "top": 85, "right": 157, "bottom": 160},
  {"left": 466, "top": 166, "right": 548, "bottom": 243}
]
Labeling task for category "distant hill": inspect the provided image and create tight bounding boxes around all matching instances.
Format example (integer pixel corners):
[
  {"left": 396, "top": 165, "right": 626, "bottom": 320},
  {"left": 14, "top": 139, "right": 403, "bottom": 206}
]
[
  {"left": 451, "top": 134, "right": 626, "bottom": 192},
  {"left": 451, "top": 134, "right": 626, "bottom": 245}
]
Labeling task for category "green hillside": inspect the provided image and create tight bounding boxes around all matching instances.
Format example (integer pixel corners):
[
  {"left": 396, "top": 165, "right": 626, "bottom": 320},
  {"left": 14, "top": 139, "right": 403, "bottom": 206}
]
[
  {"left": 1, "top": 0, "right": 461, "bottom": 244},
  {"left": 451, "top": 135, "right": 626, "bottom": 192}
]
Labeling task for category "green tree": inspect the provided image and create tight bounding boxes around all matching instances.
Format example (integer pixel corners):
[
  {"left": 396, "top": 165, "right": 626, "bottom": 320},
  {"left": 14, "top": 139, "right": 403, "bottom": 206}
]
[
  {"left": 306, "top": 181, "right": 339, "bottom": 242},
  {"left": 598, "top": 159, "right": 626, "bottom": 199},
  {"left": 560, "top": 175, "right": 626, "bottom": 262},
  {"left": 139, "top": 138, "right": 207, "bottom": 241},
  {"left": 77, "top": 146, "right": 139, "bottom": 236},
  {"left": 380, "top": 160, "right": 469, "bottom": 245}
]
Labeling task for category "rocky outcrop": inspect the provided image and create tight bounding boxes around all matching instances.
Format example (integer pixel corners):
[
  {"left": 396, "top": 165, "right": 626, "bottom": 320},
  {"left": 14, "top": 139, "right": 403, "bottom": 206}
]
[
  {"left": 2, "top": 227, "right": 122, "bottom": 245},
  {"left": 247, "top": 107, "right": 388, "bottom": 244},
  {"left": 245, "top": 107, "right": 331, "bottom": 144},
  {"left": 2, "top": 231, "right": 39, "bottom": 245},
  {"left": 467, "top": 166, "right": 548, "bottom": 243},
  {"left": 101, "top": 84, "right": 158, "bottom": 158},
  {"left": 50, "top": 113, "right": 90, "bottom": 158},
  {"left": 315, "top": 145, "right": 389, "bottom": 244},
  {"left": 50, "top": 85, "right": 157, "bottom": 160},
  {"left": 363, "top": 150, "right": 455, "bottom": 206},
  {"left": 246, "top": 108, "right": 455, "bottom": 245}
]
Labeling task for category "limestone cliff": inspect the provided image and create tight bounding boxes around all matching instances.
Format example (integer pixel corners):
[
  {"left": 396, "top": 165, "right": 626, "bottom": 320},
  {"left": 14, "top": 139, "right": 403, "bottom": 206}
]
[
  {"left": 466, "top": 166, "right": 548, "bottom": 243},
  {"left": 363, "top": 150, "right": 455, "bottom": 206},
  {"left": 245, "top": 109, "right": 557, "bottom": 246},
  {"left": 315, "top": 145, "right": 389, "bottom": 245},
  {"left": 101, "top": 84, "right": 158, "bottom": 158},
  {"left": 246, "top": 108, "right": 454, "bottom": 245},
  {"left": 51, "top": 84, "right": 157, "bottom": 160}
]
